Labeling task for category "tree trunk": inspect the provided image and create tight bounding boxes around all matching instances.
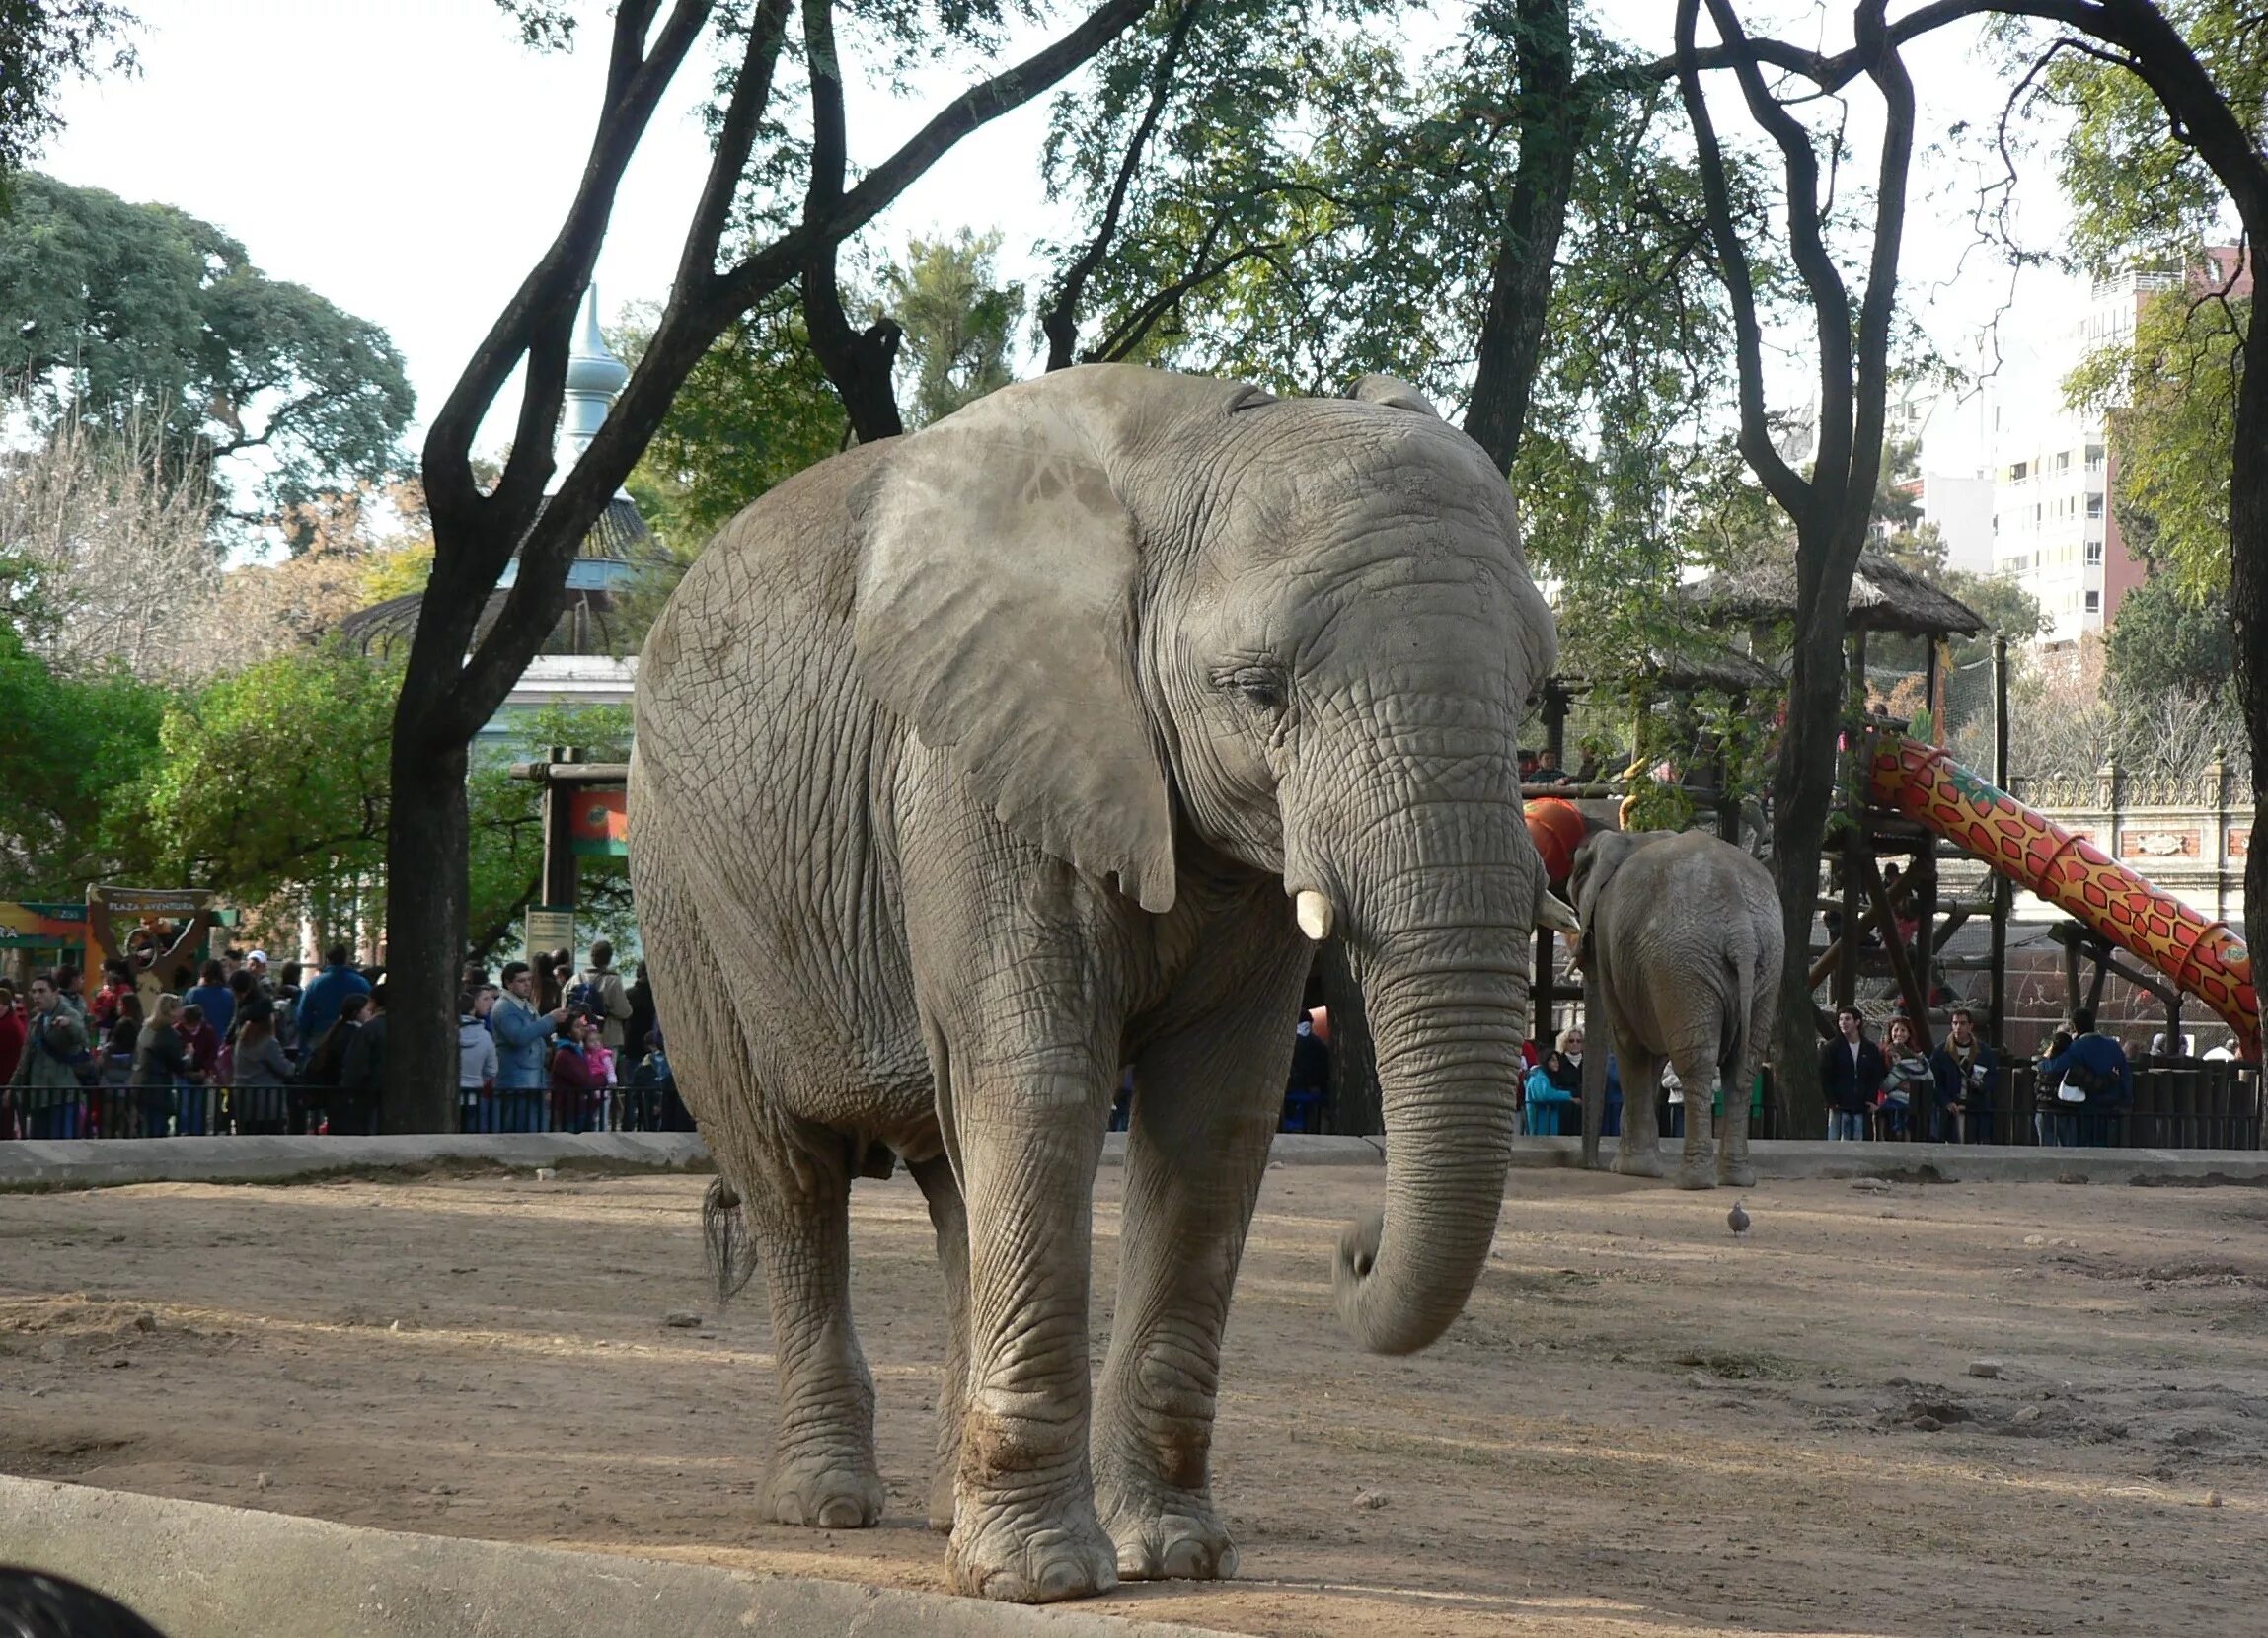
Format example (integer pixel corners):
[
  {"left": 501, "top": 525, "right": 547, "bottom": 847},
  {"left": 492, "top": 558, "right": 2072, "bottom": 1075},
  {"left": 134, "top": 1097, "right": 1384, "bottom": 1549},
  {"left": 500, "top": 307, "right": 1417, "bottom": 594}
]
[
  {"left": 1463, "top": 0, "right": 1583, "bottom": 477},
  {"left": 2232, "top": 321, "right": 2268, "bottom": 1044},
  {"left": 1768, "top": 540, "right": 1847, "bottom": 1135},
  {"left": 381, "top": 724, "right": 471, "bottom": 1134}
]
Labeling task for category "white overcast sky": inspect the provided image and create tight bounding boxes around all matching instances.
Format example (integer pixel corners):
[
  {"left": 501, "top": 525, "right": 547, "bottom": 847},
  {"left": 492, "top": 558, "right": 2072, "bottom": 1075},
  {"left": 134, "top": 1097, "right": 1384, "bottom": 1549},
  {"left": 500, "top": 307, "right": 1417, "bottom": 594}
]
[{"left": 39, "top": 0, "right": 2085, "bottom": 461}]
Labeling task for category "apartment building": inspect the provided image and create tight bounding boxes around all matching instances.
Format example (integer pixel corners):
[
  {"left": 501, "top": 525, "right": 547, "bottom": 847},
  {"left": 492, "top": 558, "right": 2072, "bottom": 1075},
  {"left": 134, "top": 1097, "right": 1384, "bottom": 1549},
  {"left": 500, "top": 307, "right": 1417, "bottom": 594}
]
[{"left": 1913, "top": 258, "right": 2251, "bottom": 648}]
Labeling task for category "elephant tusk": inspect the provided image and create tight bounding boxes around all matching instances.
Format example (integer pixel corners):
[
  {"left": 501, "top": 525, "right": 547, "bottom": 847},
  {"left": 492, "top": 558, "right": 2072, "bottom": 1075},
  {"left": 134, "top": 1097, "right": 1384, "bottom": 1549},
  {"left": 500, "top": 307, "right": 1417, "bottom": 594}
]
[
  {"left": 1537, "top": 892, "right": 1580, "bottom": 934},
  {"left": 1294, "top": 889, "right": 1335, "bottom": 941}
]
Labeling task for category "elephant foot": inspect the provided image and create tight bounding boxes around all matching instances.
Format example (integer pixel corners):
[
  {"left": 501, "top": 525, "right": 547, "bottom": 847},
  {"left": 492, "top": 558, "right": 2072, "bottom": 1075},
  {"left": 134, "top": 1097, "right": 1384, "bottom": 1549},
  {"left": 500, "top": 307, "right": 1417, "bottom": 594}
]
[
  {"left": 1719, "top": 1159, "right": 1757, "bottom": 1190},
  {"left": 763, "top": 1452, "right": 884, "bottom": 1529},
  {"left": 1610, "top": 1146, "right": 1666, "bottom": 1179},
  {"left": 1096, "top": 1474, "right": 1239, "bottom": 1583},
  {"left": 927, "top": 1465, "right": 957, "bottom": 1533},
  {"left": 1673, "top": 1161, "right": 1717, "bottom": 1191},
  {"left": 945, "top": 1484, "right": 1118, "bottom": 1603}
]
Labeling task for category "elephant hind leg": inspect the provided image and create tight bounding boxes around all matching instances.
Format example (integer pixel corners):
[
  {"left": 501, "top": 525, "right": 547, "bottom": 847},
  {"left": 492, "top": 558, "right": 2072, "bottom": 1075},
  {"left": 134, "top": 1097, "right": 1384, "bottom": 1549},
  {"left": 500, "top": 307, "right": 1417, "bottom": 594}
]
[
  {"left": 911, "top": 1153, "right": 970, "bottom": 1533},
  {"left": 1668, "top": 1043, "right": 1718, "bottom": 1190},
  {"left": 638, "top": 858, "right": 883, "bottom": 1528},
  {"left": 1608, "top": 1041, "right": 1666, "bottom": 1178},
  {"left": 741, "top": 1143, "right": 885, "bottom": 1528}
]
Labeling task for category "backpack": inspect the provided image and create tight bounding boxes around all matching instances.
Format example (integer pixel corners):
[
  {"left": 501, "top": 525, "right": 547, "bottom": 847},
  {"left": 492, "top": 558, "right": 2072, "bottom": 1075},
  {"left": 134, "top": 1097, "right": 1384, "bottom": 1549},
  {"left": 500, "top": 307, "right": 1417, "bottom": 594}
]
[
  {"left": 2062, "top": 1057, "right": 2117, "bottom": 1098},
  {"left": 566, "top": 977, "right": 603, "bottom": 1019}
]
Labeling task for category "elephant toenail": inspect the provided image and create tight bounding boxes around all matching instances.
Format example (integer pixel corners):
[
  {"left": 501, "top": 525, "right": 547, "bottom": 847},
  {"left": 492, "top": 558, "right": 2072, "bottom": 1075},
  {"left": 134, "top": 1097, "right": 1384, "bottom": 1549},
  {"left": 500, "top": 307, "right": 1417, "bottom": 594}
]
[
  {"left": 1217, "top": 1545, "right": 1240, "bottom": 1579},
  {"left": 1161, "top": 1539, "right": 1205, "bottom": 1578}
]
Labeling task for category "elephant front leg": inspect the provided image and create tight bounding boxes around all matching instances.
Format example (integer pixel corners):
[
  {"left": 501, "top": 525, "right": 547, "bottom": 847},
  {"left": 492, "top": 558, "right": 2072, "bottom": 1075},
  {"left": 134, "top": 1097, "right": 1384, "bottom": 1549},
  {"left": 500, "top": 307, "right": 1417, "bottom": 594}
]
[
  {"left": 1094, "top": 986, "right": 1300, "bottom": 1583},
  {"left": 944, "top": 1055, "right": 1119, "bottom": 1603},
  {"left": 743, "top": 1151, "right": 886, "bottom": 1528}
]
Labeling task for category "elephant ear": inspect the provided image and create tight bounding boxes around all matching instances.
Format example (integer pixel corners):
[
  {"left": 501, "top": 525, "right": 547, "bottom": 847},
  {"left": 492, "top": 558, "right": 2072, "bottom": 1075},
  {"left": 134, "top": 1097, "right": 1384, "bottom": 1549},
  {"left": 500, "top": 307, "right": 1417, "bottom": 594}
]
[
  {"left": 1568, "top": 832, "right": 1631, "bottom": 933},
  {"left": 1347, "top": 374, "right": 1442, "bottom": 417},
  {"left": 851, "top": 378, "right": 1176, "bottom": 913}
]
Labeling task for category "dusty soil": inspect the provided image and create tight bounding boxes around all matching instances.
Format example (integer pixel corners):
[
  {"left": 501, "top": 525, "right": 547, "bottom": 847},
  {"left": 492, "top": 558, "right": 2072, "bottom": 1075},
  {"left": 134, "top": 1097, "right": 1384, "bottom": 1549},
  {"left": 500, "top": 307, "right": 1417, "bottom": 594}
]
[{"left": 3, "top": 1163, "right": 2266, "bottom": 1637}]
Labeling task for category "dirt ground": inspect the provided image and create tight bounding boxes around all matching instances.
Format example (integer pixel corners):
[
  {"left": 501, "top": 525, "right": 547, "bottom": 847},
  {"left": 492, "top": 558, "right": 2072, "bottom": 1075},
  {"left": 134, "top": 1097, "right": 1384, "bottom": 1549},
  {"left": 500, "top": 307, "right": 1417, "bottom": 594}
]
[{"left": 4, "top": 1163, "right": 2266, "bottom": 1638}]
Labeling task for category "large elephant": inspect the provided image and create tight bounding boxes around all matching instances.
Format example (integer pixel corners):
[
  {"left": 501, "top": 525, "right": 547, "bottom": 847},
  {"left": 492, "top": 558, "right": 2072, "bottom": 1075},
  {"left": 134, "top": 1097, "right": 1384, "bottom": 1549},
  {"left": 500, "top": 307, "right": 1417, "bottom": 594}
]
[
  {"left": 1568, "top": 829, "right": 1782, "bottom": 1189},
  {"left": 628, "top": 364, "right": 1562, "bottom": 1603}
]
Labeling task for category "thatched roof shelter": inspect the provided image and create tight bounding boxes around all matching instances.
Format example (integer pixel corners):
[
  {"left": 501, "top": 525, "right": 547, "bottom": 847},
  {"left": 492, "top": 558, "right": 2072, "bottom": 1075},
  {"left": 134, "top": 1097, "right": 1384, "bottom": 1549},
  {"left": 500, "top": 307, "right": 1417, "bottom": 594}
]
[
  {"left": 1680, "top": 546, "right": 1986, "bottom": 638},
  {"left": 1553, "top": 633, "right": 1783, "bottom": 696}
]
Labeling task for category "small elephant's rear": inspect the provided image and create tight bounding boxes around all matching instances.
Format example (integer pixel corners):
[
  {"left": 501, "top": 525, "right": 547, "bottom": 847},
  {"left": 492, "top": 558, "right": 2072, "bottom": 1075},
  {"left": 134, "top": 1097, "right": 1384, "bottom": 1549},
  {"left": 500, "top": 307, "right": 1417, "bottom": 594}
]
[{"left": 1570, "top": 829, "right": 1783, "bottom": 1188}]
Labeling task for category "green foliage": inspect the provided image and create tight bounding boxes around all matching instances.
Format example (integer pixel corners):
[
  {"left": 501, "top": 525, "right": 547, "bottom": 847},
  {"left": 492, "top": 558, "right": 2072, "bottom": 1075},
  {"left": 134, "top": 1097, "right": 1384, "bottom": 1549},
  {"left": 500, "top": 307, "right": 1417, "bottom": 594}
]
[
  {"left": 0, "top": 621, "right": 164, "bottom": 896},
  {"left": 117, "top": 640, "right": 638, "bottom": 959},
  {"left": 1039, "top": 0, "right": 1735, "bottom": 634},
  {"left": 127, "top": 641, "right": 395, "bottom": 912},
  {"left": 618, "top": 291, "right": 847, "bottom": 549},
  {"left": 2105, "top": 572, "right": 2234, "bottom": 700},
  {"left": 2066, "top": 289, "right": 2242, "bottom": 598},
  {"left": 885, "top": 229, "right": 1024, "bottom": 427},
  {"left": 2029, "top": 1, "right": 2264, "bottom": 276},
  {"left": 0, "top": 173, "right": 414, "bottom": 531},
  {"left": 0, "top": 1, "right": 134, "bottom": 186}
]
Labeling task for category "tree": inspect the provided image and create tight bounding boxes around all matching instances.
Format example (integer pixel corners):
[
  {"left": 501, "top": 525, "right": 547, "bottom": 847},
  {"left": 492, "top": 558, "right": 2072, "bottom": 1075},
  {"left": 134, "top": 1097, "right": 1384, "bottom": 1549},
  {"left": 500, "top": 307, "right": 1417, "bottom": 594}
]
[
  {"left": 1676, "top": 0, "right": 1917, "bottom": 1130},
  {"left": 388, "top": 0, "right": 1161, "bottom": 1131},
  {"left": 0, "top": 404, "right": 219, "bottom": 682},
  {"left": 0, "top": 173, "right": 415, "bottom": 530},
  {"left": 0, "top": 1, "right": 134, "bottom": 190},
  {"left": 0, "top": 623, "right": 164, "bottom": 898},
  {"left": 2104, "top": 571, "right": 2233, "bottom": 698},
  {"left": 1991, "top": 0, "right": 2268, "bottom": 1001},
  {"left": 619, "top": 291, "right": 847, "bottom": 546},
  {"left": 129, "top": 642, "right": 396, "bottom": 931},
  {"left": 885, "top": 229, "right": 1026, "bottom": 427}
]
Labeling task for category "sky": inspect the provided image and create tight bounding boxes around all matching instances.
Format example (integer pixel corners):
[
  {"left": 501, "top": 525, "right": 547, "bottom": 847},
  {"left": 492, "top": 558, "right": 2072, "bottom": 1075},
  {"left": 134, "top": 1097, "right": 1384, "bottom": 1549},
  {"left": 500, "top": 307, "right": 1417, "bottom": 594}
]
[{"left": 38, "top": 0, "right": 2090, "bottom": 468}]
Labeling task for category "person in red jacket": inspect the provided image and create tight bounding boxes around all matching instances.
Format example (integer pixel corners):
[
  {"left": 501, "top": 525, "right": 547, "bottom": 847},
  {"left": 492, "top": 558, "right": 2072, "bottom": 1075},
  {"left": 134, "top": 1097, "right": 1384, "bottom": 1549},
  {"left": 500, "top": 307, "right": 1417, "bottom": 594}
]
[
  {"left": 0, "top": 982, "right": 26, "bottom": 1139},
  {"left": 549, "top": 1013, "right": 600, "bottom": 1135}
]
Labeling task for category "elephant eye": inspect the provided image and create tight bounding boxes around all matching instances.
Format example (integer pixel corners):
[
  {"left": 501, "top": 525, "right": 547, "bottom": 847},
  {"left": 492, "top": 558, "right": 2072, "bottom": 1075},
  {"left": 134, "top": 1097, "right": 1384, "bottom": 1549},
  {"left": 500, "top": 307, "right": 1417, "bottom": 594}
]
[{"left": 1214, "top": 664, "right": 1287, "bottom": 714}]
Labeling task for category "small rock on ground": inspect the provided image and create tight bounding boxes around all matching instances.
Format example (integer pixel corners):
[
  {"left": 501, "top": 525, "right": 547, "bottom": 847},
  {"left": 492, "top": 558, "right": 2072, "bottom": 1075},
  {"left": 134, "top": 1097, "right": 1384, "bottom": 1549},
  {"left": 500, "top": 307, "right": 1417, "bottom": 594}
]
[{"left": 663, "top": 1311, "right": 702, "bottom": 1328}]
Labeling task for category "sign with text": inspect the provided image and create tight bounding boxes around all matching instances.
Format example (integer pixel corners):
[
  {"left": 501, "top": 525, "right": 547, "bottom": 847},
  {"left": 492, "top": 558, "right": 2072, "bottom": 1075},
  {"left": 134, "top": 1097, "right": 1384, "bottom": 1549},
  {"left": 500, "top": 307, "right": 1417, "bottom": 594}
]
[{"left": 524, "top": 906, "right": 575, "bottom": 955}]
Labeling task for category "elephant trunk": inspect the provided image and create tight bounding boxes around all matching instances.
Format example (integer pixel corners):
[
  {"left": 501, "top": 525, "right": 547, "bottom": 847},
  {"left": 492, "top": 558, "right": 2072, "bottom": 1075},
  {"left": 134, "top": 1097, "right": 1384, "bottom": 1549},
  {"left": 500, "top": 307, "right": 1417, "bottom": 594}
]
[{"left": 1332, "top": 872, "right": 1532, "bottom": 1357}]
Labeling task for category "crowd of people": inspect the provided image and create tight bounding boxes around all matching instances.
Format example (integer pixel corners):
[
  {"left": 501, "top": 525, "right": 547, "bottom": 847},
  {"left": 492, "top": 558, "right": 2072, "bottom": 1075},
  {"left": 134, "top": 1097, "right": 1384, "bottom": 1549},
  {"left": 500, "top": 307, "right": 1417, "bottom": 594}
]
[
  {"left": 0, "top": 938, "right": 688, "bottom": 1140},
  {"left": 1819, "top": 1004, "right": 2139, "bottom": 1146}
]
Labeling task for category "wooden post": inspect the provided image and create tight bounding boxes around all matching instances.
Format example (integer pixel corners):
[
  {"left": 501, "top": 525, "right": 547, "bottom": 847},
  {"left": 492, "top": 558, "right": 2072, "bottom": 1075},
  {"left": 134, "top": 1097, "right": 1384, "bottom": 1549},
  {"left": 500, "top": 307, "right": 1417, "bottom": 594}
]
[
  {"left": 1860, "top": 855, "right": 1932, "bottom": 1050},
  {"left": 539, "top": 746, "right": 582, "bottom": 913},
  {"left": 1915, "top": 853, "right": 1938, "bottom": 1024}
]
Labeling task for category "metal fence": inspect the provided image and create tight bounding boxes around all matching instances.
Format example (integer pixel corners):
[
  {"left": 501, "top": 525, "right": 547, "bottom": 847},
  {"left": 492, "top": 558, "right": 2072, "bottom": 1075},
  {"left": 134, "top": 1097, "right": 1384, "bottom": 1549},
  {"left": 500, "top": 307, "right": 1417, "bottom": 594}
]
[
  {"left": 1731, "top": 1060, "right": 2261, "bottom": 1149},
  {"left": 0, "top": 1081, "right": 689, "bottom": 1141}
]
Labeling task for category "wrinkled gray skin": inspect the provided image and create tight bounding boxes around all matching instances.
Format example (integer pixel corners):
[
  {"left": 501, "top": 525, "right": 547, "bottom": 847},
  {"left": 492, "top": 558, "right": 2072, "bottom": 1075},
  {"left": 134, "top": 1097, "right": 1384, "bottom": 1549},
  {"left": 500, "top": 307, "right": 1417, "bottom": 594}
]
[
  {"left": 627, "top": 365, "right": 1560, "bottom": 1604},
  {"left": 1569, "top": 829, "right": 1783, "bottom": 1189}
]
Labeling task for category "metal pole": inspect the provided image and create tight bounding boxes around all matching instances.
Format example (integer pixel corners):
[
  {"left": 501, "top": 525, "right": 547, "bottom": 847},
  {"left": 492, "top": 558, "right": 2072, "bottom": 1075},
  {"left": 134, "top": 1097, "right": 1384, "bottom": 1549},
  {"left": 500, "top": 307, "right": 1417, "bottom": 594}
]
[{"left": 1989, "top": 635, "right": 2010, "bottom": 1047}]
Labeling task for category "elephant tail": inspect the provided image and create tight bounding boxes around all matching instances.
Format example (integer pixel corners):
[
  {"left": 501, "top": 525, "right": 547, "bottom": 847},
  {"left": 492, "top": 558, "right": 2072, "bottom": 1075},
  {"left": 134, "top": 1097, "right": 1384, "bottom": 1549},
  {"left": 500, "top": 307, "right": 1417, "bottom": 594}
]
[
  {"left": 1721, "top": 939, "right": 1757, "bottom": 1083},
  {"left": 702, "top": 1176, "right": 759, "bottom": 1306}
]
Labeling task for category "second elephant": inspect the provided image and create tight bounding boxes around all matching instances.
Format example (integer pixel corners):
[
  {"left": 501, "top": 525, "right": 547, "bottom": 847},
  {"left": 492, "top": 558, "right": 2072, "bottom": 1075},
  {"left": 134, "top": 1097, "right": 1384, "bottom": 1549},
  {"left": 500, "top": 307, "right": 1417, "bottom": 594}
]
[{"left": 1568, "top": 829, "right": 1783, "bottom": 1188}]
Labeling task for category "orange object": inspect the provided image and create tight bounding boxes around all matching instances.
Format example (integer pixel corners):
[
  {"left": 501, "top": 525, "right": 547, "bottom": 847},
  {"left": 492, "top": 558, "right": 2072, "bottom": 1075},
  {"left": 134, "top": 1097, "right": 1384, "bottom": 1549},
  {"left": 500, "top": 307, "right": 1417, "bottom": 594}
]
[
  {"left": 1523, "top": 797, "right": 1587, "bottom": 885},
  {"left": 1866, "top": 733, "right": 2258, "bottom": 1061}
]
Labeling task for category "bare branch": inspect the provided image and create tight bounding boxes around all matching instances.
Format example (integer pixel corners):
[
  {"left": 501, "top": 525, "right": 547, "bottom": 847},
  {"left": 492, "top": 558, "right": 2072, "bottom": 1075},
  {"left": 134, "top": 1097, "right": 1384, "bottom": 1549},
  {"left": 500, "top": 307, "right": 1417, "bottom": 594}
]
[{"left": 1041, "top": 0, "right": 1204, "bottom": 372}]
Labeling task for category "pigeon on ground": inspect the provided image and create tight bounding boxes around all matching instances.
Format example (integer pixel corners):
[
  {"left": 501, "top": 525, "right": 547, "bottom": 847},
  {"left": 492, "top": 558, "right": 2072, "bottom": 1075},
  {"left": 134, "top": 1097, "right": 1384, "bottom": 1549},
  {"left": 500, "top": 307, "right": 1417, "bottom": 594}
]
[{"left": 1727, "top": 1199, "right": 1752, "bottom": 1238}]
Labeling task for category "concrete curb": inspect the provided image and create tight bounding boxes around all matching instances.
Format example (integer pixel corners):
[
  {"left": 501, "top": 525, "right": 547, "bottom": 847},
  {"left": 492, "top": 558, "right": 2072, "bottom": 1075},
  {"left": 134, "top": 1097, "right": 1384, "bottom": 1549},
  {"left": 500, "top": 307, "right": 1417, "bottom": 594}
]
[
  {"left": 3, "top": 1130, "right": 2262, "bottom": 1190},
  {"left": 0, "top": 1476, "right": 1234, "bottom": 1638},
  {"left": 0, "top": 1131, "right": 713, "bottom": 1190}
]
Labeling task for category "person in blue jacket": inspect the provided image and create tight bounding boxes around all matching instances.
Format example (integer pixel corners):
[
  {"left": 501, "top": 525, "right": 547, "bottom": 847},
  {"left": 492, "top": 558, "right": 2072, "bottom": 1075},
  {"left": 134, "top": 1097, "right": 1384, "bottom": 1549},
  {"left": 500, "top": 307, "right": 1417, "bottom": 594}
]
[
  {"left": 293, "top": 945, "right": 370, "bottom": 1065},
  {"left": 1523, "top": 1026, "right": 1584, "bottom": 1137},
  {"left": 491, "top": 960, "right": 569, "bottom": 1131},
  {"left": 2037, "top": 1008, "right": 2133, "bottom": 1148}
]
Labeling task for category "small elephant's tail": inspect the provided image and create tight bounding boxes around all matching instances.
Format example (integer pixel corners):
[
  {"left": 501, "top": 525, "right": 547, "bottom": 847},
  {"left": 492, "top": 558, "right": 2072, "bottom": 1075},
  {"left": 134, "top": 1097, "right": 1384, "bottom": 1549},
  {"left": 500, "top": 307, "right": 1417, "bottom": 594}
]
[
  {"left": 702, "top": 1177, "right": 759, "bottom": 1307},
  {"left": 1721, "top": 941, "right": 1757, "bottom": 1083}
]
